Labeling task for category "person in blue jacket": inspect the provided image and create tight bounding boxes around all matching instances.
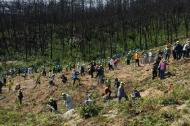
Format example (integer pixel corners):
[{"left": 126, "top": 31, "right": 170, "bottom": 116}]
[{"left": 72, "top": 69, "right": 80, "bottom": 85}]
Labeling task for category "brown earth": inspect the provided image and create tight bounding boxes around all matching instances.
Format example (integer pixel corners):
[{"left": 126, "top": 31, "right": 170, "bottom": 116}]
[{"left": 1, "top": 57, "right": 190, "bottom": 125}]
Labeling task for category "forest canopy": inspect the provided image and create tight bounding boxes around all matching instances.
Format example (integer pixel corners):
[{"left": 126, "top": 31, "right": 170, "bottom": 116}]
[{"left": 0, "top": 0, "right": 189, "bottom": 62}]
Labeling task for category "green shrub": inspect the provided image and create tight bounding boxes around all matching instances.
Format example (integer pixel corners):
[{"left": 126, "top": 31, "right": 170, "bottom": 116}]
[
  {"left": 161, "top": 111, "right": 175, "bottom": 122},
  {"left": 80, "top": 104, "right": 102, "bottom": 118},
  {"left": 161, "top": 98, "right": 175, "bottom": 106},
  {"left": 182, "top": 108, "right": 189, "bottom": 114},
  {"left": 138, "top": 112, "right": 170, "bottom": 126}
]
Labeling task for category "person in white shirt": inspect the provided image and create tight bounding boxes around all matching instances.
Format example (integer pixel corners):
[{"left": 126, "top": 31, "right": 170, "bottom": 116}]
[
  {"left": 148, "top": 51, "right": 153, "bottom": 64},
  {"left": 108, "top": 57, "right": 114, "bottom": 71},
  {"left": 183, "top": 41, "right": 190, "bottom": 58},
  {"left": 77, "top": 62, "right": 80, "bottom": 72}
]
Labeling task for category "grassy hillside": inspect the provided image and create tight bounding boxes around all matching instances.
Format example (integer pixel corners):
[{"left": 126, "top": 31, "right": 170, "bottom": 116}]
[{"left": 0, "top": 43, "right": 190, "bottom": 126}]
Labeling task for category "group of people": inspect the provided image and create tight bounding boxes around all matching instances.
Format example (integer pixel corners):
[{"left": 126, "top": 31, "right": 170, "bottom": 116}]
[
  {"left": 0, "top": 39, "right": 189, "bottom": 114},
  {"left": 48, "top": 93, "right": 74, "bottom": 112},
  {"left": 103, "top": 78, "right": 141, "bottom": 103}
]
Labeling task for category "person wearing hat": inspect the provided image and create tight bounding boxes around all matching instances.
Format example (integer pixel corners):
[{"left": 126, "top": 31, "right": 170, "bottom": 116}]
[
  {"left": 72, "top": 69, "right": 80, "bottom": 85},
  {"left": 15, "top": 83, "right": 21, "bottom": 90},
  {"left": 61, "top": 93, "right": 74, "bottom": 110},
  {"left": 18, "top": 89, "right": 23, "bottom": 105},
  {"left": 158, "top": 59, "right": 169, "bottom": 80},
  {"left": 173, "top": 41, "right": 183, "bottom": 60},
  {"left": 117, "top": 82, "right": 128, "bottom": 102},
  {"left": 48, "top": 97, "right": 58, "bottom": 112},
  {"left": 134, "top": 51, "right": 140, "bottom": 67}
]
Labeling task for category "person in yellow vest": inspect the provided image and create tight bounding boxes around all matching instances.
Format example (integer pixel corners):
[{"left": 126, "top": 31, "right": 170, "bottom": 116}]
[
  {"left": 7, "top": 80, "right": 13, "bottom": 91},
  {"left": 134, "top": 51, "right": 140, "bottom": 67}
]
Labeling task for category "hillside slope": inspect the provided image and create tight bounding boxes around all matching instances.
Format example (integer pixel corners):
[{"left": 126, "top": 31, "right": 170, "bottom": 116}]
[{"left": 0, "top": 56, "right": 190, "bottom": 126}]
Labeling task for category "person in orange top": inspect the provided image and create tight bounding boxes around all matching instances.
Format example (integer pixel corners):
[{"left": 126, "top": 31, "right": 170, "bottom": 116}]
[{"left": 134, "top": 51, "right": 140, "bottom": 67}]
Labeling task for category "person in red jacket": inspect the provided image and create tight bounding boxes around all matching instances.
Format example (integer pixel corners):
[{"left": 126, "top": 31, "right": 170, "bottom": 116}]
[
  {"left": 104, "top": 87, "right": 111, "bottom": 98},
  {"left": 114, "top": 59, "right": 119, "bottom": 68}
]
